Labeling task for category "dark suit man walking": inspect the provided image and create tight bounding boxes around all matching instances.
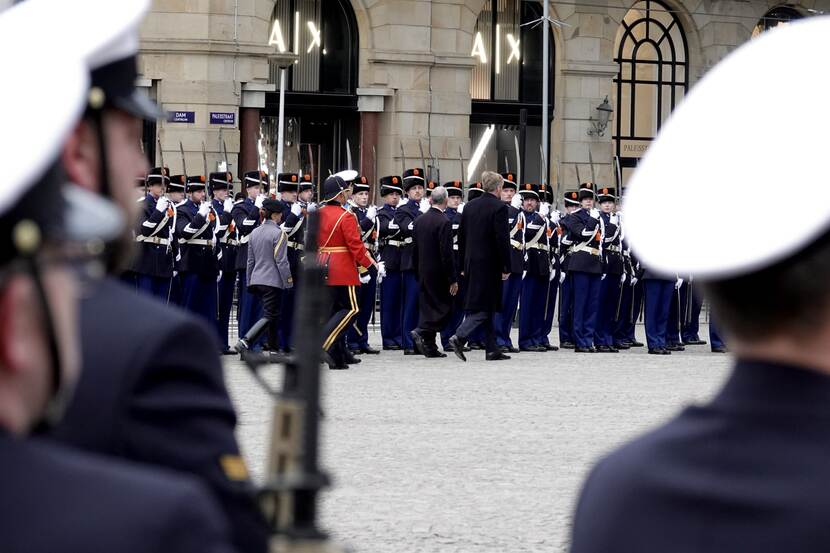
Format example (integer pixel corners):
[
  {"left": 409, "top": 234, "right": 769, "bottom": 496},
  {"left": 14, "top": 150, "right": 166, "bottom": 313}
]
[
  {"left": 570, "top": 19, "right": 830, "bottom": 553},
  {"left": 410, "top": 187, "right": 459, "bottom": 358},
  {"left": 449, "top": 171, "right": 512, "bottom": 362}
]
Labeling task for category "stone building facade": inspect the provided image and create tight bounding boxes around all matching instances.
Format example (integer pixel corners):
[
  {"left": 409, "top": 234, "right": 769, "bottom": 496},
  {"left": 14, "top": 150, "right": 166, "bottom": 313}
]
[{"left": 138, "top": 0, "right": 829, "bottom": 198}]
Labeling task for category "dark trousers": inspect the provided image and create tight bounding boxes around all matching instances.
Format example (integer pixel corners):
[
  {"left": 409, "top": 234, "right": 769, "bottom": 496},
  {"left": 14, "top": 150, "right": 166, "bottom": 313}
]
[
  {"left": 248, "top": 285, "right": 283, "bottom": 350},
  {"left": 440, "top": 282, "right": 466, "bottom": 349},
  {"left": 559, "top": 273, "right": 574, "bottom": 344},
  {"left": 455, "top": 311, "right": 498, "bottom": 354},
  {"left": 216, "top": 270, "right": 236, "bottom": 351},
  {"left": 595, "top": 275, "right": 622, "bottom": 347},
  {"left": 541, "top": 277, "right": 559, "bottom": 346},
  {"left": 237, "top": 270, "right": 263, "bottom": 342},
  {"left": 181, "top": 272, "right": 218, "bottom": 337},
  {"left": 347, "top": 268, "right": 377, "bottom": 350},
  {"left": 401, "top": 270, "right": 419, "bottom": 349},
  {"left": 323, "top": 285, "right": 359, "bottom": 366},
  {"left": 279, "top": 285, "right": 296, "bottom": 351},
  {"left": 379, "top": 271, "right": 403, "bottom": 347},
  {"left": 494, "top": 273, "right": 522, "bottom": 348},
  {"left": 681, "top": 284, "right": 703, "bottom": 342},
  {"left": 644, "top": 279, "right": 674, "bottom": 350},
  {"left": 136, "top": 274, "right": 171, "bottom": 303},
  {"left": 666, "top": 283, "right": 684, "bottom": 346},
  {"left": 710, "top": 317, "right": 725, "bottom": 349},
  {"left": 572, "top": 271, "right": 601, "bottom": 349},
  {"left": 614, "top": 280, "right": 643, "bottom": 344},
  {"left": 518, "top": 274, "right": 546, "bottom": 348}
]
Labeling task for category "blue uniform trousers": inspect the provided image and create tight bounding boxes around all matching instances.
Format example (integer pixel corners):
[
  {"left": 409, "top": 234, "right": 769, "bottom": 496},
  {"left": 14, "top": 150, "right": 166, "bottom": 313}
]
[
  {"left": 215, "top": 270, "right": 236, "bottom": 351},
  {"left": 710, "top": 317, "right": 725, "bottom": 349},
  {"left": 518, "top": 274, "right": 546, "bottom": 348},
  {"left": 279, "top": 287, "right": 296, "bottom": 351},
  {"left": 347, "top": 269, "right": 378, "bottom": 350},
  {"left": 494, "top": 273, "right": 522, "bottom": 348},
  {"left": 541, "top": 278, "right": 559, "bottom": 347},
  {"left": 613, "top": 281, "right": 642, "bottom": 344},
  {"left": 644, "top": 279, "right": 674, "bottom": 350},
  {"left": 180, "top": 272, "right": 218, "bottom": 338},
  {"left": 666, "top": 284, "right": 684, "bottom": 346},
  {"left": 559, "top": 273, "right": 574, "bottom": 345},
  {"left": 120, "top": 271, "right": 137, "bottom": 289},
  {"left": 237, "top": 271, "right": 263, "bottom": 348},
  {"left": 571, "top": 272, "right": 601, "bottom": 349},
  {"left": 681, "top": 284, "right": 704, "bottom": 342},
  {"left": 595, "top": 276, "right": 622, "bottom": 347},
  {"left": 401, "top": 270, "right": 419, "bottom": 349},
  {"left": 136, "top": 274, "right": 171, "bottom": 303},
  {"left": 379, "top": 270, "right": 403, "bottom": 348}
]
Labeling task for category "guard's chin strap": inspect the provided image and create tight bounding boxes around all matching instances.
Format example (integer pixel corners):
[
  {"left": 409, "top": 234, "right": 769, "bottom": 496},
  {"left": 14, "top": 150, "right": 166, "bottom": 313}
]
[{"left": 27, "top": 257, "right": 70, "bottom": 434}]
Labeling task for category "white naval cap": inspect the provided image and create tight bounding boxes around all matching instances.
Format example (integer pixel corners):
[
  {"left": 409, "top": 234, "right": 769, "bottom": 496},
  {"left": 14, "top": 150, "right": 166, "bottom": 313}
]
[
  {"left": 334, "top": 169, "right": 359, "bottom": 183},
  {"left": 0, "top": 4, "right": 123, "bottom": 249},
  {"left": 623, "top": 16, "right": 830, "bottom": 280}
]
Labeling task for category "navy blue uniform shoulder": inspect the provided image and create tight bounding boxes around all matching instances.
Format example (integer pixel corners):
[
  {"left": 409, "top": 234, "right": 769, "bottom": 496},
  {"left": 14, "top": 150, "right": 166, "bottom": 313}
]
[{"left": 2, "top": 435, "right": 234, "bottom": 553}]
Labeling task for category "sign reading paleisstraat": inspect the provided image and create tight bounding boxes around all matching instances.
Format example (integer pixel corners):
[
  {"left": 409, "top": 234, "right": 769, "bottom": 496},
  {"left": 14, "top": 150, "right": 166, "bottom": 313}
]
[{"left": 210, "top": 112, "right": 236, "bottom": 125}]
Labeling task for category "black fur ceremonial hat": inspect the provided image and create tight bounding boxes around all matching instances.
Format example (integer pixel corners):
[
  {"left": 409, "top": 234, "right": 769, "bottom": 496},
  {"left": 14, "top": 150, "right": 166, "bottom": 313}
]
[
  {"left": 352, "top": 175, "right": 370, "bottom": 194},
  {"left": 443, "top": 180, "right": 463, "bottom": 197},
  {"left": 186, "top": 174, "right": 206, "bottom": 193},
  {"left": 299, "top": 173, "right": 314, "bottom": 192},
  {"left": 596, "top": 186, "right": 617, "bottom": 203},
  {"left": 167, "top": 174, "right": 186, "bottom": 193},
  {"left": 146, "top": 167, "right": 170, "bottom": 186},
  {"left": 276, "top": 172, "right": 298, "bottom": 192},
  {"left": 500, "top": 173, "right": 518, "bottom": 190},
  {"left": 402, "top": 168, "right": 425, "bottom": 191},
  {"left": 563, "top": 190, "right": 580, "bottom": 206},
  {"left": 380, "top": 175, "right": 403, "bottom": 196},
  {"left": 209, "top": 172, "right": 232, "bottom": 192},
  {"left": 578, "top": 181, "right": 596, "bottom": 200},
  {"left": 518, "top": 183, "right": 540, "bottom": 199},
  {"left": 467, "top": 182, "right": 484, "bottom": 201}
]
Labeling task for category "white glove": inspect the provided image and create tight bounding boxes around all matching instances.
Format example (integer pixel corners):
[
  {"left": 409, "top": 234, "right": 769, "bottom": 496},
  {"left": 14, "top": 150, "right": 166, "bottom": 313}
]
[
  {"left": 549, "top": 270, "right": 556, "bottom": 282},
  {"left": 291, "top": 202, "right": 302, "bottom": 217},
  {"left": 366, "top": 206, "right": 377, "bottom": 221},
  {"left": 631, "top": 277, "right": 639, "bottom": 287},
  {"left": 601, "top": 273, "right": 607, "bottom": 281},
  {"left": 620, "top": 273, "right": 627, "bottom": 285},
  {"left": 419, "top": 198, "right": 430, "bottom": 213},
  {"left": 359, "top": 272, "right": 371, "bottom": 284},
  {"left": 407, "top": 222, "right": 414, "bottom": 231},
  {"left": 399, "top": 197, "right": 409, "bottom": 206},
  {"left": 156, "top": 196, "right": 170, "bottom": 212},
  {"left": 559, "top": 272, "right": 567, "bottom": 284},
  {"left": 589, "top": 208, "right": 600, "bottom": 220},
  {"left": 307, "top": 202, "right": 318, "bottom": 213},
  {"left": 254, "top": 195, "right": 265, "bottom": 209},
  {"left": 223, "top": 198, "right": 234, "bottom": 213},
  {"left": 539, "top": 202, "right": 550, "bottom": 218},
  {"left": 549, "top": 210, "right": 561, "bottom": 224},
  {"left": 457, "top": 202, "right": 465, "bottom": 214},
  {"left": 216, "top": 270, "right": 223, "bottom": 283},
  {"left": 510, "top": 194, "right": 522, "bottom": 209},
  {"left": 675, "top": 277, "right": 684, "bottom": 290},
  {"left": 377, "top": 261, "right": 387, "bottom": 279},
  {"left": 610, "top": 214, "right": 619, "bottom": 225},
  {"left": 198, "top": 201, "right": 211, "bottom": 217}
]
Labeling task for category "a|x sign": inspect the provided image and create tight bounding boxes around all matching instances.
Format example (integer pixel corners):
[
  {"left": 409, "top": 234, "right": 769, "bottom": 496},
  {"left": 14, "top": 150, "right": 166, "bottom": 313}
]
[
  {"left": 506, "top": 33, "right": 520, "bottom": 64},
  {"left": 307, "top": 21, "right": 321, "bottom": 53}
]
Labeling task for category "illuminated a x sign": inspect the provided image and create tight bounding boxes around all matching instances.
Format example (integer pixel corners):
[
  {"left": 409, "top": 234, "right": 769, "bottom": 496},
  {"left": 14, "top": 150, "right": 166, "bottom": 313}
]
[
  {"left": 506, "top": 33, "right": 520, "bottom": 64},
  {"left": 307, "top": 21, "right": 321, "bottom": 53}
]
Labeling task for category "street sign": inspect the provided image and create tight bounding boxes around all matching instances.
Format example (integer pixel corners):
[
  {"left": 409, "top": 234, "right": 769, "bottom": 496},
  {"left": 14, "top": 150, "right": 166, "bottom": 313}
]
[
  {"left": 167, "top": 111, "right": 195, "bottom": 123},
  {"left": 210, "top": 112, "right": 236, "bottom": 125}
]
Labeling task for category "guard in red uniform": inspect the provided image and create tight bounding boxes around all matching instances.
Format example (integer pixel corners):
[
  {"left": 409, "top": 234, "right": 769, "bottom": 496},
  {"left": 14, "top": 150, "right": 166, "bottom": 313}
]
[{"left": 317, "top": 175, "right": 384, "bottom": 370}]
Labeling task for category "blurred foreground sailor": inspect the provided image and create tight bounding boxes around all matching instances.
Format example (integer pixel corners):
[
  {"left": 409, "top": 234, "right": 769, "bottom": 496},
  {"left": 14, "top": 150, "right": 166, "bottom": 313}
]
[
  {"left": 570, "top": 17, "right": 830, "bottom": 553},
  {"left": 0, "top": 8, "right": 235, "bottom": 552},
  {"left": 35, "top": 1, "right": 269, "bottom": 550}
]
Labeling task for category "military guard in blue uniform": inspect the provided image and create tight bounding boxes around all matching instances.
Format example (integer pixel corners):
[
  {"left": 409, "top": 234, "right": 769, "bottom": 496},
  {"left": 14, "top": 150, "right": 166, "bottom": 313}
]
[
  {"left": 440, "top": 181, "right": 466, "bottom": 351},
  {"left": 175, "top": 176, "right": 220, "bottom": 330},
  {"left": 164, "top": 174, "right": 187, "bottom": 305},
  {"left": 593, "top": 187, "right": 624, "bottom": 352},
  {"left": 557, "top": 190, "right": 580, "bottom": 348},
  {"left": 276, "top": 172, "right": 302, "bottom": 350},
  {"left": 493, "top": 173, "right": 524, "bottom": 353},
  {"left": 395, "top": 167, "right": 428, "bottom": 354},
  {"left": 538, "top": 184, "right": 560, "bottom": 351},
  {"left": 612, "top": 235, "right": 645, "bottom": 349},
  {"left": 209, "top": 172, "right": 237, "bottom": 354},
  {"left": 376, "top": 175, "right": 404, "bottom": 349},
  {"left": 133, "top": 167, "right": 175, "bottom": 300},
  {"left": 565, "top": 183, "right": 604, "bottom": 353},
  {"left": 232, "top": 170, "right": 267, "bottom": 341},
  {"left": 680, "top": 277, "right": 707, "bottom": 346},
  {"left": 516, "top": 184, "right": 552, "bottom": 351},
  {"left": 346, "top": 176, "right": 381, "bottom": 354}
]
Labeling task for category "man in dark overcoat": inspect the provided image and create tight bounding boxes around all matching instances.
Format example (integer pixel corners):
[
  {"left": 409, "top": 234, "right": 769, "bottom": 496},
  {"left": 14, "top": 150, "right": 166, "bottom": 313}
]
[
  {"left": 448, "top": 171, "right": 512, "bottom": 361},
  {"left": 410, "top": 186, "right": 459, "bottom": 358}
]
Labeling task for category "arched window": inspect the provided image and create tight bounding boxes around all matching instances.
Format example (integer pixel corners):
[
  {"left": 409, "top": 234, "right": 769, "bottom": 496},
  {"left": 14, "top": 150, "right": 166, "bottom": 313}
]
[
  {"left": 268, "top": 0, "right": 358, "bottom": 94},
  {"left": 613, "top": 0, "right": 688, "bottom": 174},
  {"left": 752, "top": 5, "right": 803, "bottom": 37}
]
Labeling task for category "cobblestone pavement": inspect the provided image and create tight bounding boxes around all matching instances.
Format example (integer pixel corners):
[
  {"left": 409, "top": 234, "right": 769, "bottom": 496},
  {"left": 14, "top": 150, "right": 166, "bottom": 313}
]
[{"left": 224, "top": 325, "right": 731, "bottom": 553}]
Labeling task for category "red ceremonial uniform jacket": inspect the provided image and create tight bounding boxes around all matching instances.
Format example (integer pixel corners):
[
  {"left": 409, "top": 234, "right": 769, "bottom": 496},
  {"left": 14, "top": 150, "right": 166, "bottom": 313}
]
[{"left": 317, "top": 203, "right": 374, "bottom": 286}]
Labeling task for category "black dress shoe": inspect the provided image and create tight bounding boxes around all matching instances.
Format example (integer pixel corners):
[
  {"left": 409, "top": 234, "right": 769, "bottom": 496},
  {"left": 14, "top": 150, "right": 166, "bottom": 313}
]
[
  {"left": 383, "top": 345, "right": 402, "bottom": 351},
  {"left": 220, "top": 348, "right": 236, "bottom": 356},
  {"left": 613, "top": 343, "right": 630, "bottom": 350},
  {"left": 683, "top": 339, "right": 707, "bottom": 346},
  {"left": 425, "top": 350, "right": 447, "bottom": 358},
  {"left": 648, "top": 348, "right": 664, "bottom": 355},
  {"left": 589, "top": 347, "right": 598, "bottom": 353},
  {"left": 574, "top": 347, "right": 592, "bottom": 353},
  {"left": 560, "top": 342, "right": 576, "bottom": 349},
  {"left": 329, "top": 364, "right": 349, "bottom": 370},
  {"left": 348, "top": 349, "right": 361, "bottom": 356},
  {"left": 544, "top": 344, "right": 559, "bottom": 351},
  {"left": 360, "top": 346, "right": 381, "bottom": 354},
  {"left": 468, "top": 342, "right": 485, "bottom": 350},
  {"left": 666, "top": 344, "right": 685, "bottom": 352},
  {"left": 485, "top": 351, "right": 511, "bottom": 361},
  {"left": 519, "top": 346, "right": 544, "bottom": 352},
  {"left": 596, "top": 345, "right": 618, "bottom": 353},
  {"left": 448, "top": 335, "right": 467, "bottom": 362},
  {"left": 410, "top": 330, "right": 426, "bottom": 355},
  {"left": 629, "top": 341, "right": 645, "bottom": 347},
  {"left": 711, "top": 346, "right": 728, "bottom": 353},
  {"left": 499, "top": 346, "right": 510, "bottom": 353},
  {"left": 345, "top": 352, "right": 362, "bottom": 364},
  {"left": 403, "top": 349, "right": 417, "bottom": 355}
]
